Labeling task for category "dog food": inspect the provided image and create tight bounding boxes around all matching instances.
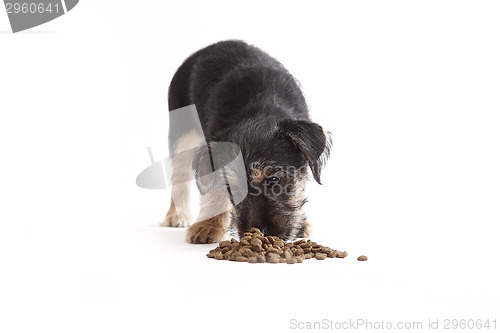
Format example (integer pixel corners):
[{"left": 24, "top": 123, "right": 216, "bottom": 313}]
[
  {"left": 357, "top": 255, "right": 368, "bottom": 261},
  {"left": 206, "top": 227, "right": 348, "bottom": 264}
]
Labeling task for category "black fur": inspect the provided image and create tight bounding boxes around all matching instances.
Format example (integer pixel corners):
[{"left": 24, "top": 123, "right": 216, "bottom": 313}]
[{"left": 169, "top": 40, "right": 330, "bottom": 240}]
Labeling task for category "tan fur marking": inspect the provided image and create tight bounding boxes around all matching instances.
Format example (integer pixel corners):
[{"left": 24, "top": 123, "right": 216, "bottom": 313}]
[
  {"left": 302, "top": 221, "right": 312, "bottom": 238},
  {"left": 186, "top": 211, "right": 230, "bottom": 244},
  {"left": 251, "top": 165, "right": 265, "bottom": 182},
  {"left": 286, "top": 174, "right": 307, "bottom": 209}
]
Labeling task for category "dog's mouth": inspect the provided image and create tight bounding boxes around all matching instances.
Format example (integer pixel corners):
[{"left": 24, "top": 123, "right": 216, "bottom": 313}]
[
  {"left": 235, "top": 224, "right": 293, "bottom": 241},
  {"left": 231, "top": 195, "right": 298, "bottom": 241}
]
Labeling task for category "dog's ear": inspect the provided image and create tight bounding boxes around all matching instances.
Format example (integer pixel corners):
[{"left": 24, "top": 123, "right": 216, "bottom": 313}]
[{"left": 279, "top": 120, "right": 331, "bottom": 184}]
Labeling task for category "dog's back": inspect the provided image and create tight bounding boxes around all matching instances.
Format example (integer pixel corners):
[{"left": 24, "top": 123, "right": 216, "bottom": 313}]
[{"left": 168, "top": 40, "right": 309, "bottom": 142}]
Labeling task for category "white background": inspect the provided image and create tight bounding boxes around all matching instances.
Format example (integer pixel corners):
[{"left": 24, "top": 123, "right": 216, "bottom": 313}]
[{"left": 1, "top": 1, "right": 499, "bottom": 332}]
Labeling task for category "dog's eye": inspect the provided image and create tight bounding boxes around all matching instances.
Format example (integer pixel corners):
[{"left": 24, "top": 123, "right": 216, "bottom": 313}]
[{"left": 265, "top": 176, "right": 280, "bottom": 186}]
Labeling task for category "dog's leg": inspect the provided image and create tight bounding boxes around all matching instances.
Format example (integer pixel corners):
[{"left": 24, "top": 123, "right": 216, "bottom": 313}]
[
  {"left": 186, "top": 188, "right": 232, "bottom": 243},
  {"left": 161, "top": 130, "right": 201, "bottom": 228}
]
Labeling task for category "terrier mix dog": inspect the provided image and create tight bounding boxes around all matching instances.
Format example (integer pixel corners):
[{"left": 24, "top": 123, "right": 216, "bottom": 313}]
[{"left": 161, "top": 40, "right": 331, "bottom": 243}]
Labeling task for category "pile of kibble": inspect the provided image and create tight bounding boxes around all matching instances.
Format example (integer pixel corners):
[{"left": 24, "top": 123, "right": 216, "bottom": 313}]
[{"left": 206, "top": 227, "right": 349, "bottom": 264}]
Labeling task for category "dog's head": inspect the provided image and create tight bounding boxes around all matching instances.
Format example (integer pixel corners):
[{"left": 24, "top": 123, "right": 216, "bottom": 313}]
[{"left": 194, "top": 119, "right": 331, "bottom": 241}]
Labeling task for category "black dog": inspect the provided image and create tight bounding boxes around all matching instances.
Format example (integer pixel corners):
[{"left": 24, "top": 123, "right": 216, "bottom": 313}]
[{"left": 161, "top": 40, "right": 331, "bottom": 243}]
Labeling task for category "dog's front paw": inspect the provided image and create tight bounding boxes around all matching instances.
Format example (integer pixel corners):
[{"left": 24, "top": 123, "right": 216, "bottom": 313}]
[
  {"left": 161, "top": 210, "right": 191, "bottom": 228},
  {"left": 186, "top": 217, "right": 226, "bottom": 244}
]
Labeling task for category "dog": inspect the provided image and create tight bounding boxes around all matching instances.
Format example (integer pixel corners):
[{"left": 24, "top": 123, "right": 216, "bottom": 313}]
[{"left": 161, "top": 40, "right": 331, "bottom": 244}]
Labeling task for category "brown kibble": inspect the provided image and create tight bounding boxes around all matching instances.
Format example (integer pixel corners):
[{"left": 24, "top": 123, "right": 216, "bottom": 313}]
[
  {"left": 327, "top": 250, "right": 338, "bottom": 258},
  {"left": 205, "top": 228, "right": 348, "bottom": 264},
  {"left": 304, "top": 253, "right": 313, "bottom": 259},
  {"left": 240, "top": 248, "right": 254, "bottom": 257},
  {"left": 336, "top": 251, "right": 348, "bottom": 258},
  {"left": 272, "top": 245, "right": 283, "bottom": 254},
  {"left": 251, "top": 244, "right": 263, "bottom": 252},
  {"left": 250, "top": 238, "right": 262, "bottom": 247},
  {"left": 230, "top": 251, "right": 242, "bottom": 261},
  {"left": 311, "top": 246, "right": 322, "bottom": 253},
  {"left": 219, "top": 240, "right": 231, "bottom": 248},
  {"left": 320, "top": 247, "right": 332, "bottom": 254},
  {"left": 267, "top": 236, "right": 276, "bottom": 244},
  {"left": 266, "top": 246, "right": 279, "bottom": 254},
  {"left": 295, "top": 247, "right": 304, "bottom": 256},
  {"left": 256, "top": 254, "right": 266, "bottom": 263},
  {"left": 223, "top": 250, "right": 233, "bottom": 260},
  {"left": 274, "top": 240, "right": 285, "bottom": 248},
  {"left": 250, "top": 227, "right": 263, "bottom": 236},
  {"left": 240, "top": 236, "right": 251, "bottom": 245},
  {"left": 315, "top": 253, "right": 327, "bottom": 260},
  {"left": 357, "top": 255, "right": 368, "bottom": 261},
  {"left": 247, "top": 256, "right": 258, "bottom": 263},
  {"left": 293, "top": 239, "right": 306, "bottom": 245},
  {"left": 267, "top": 253, "right": 280, "bottom": 263}
]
